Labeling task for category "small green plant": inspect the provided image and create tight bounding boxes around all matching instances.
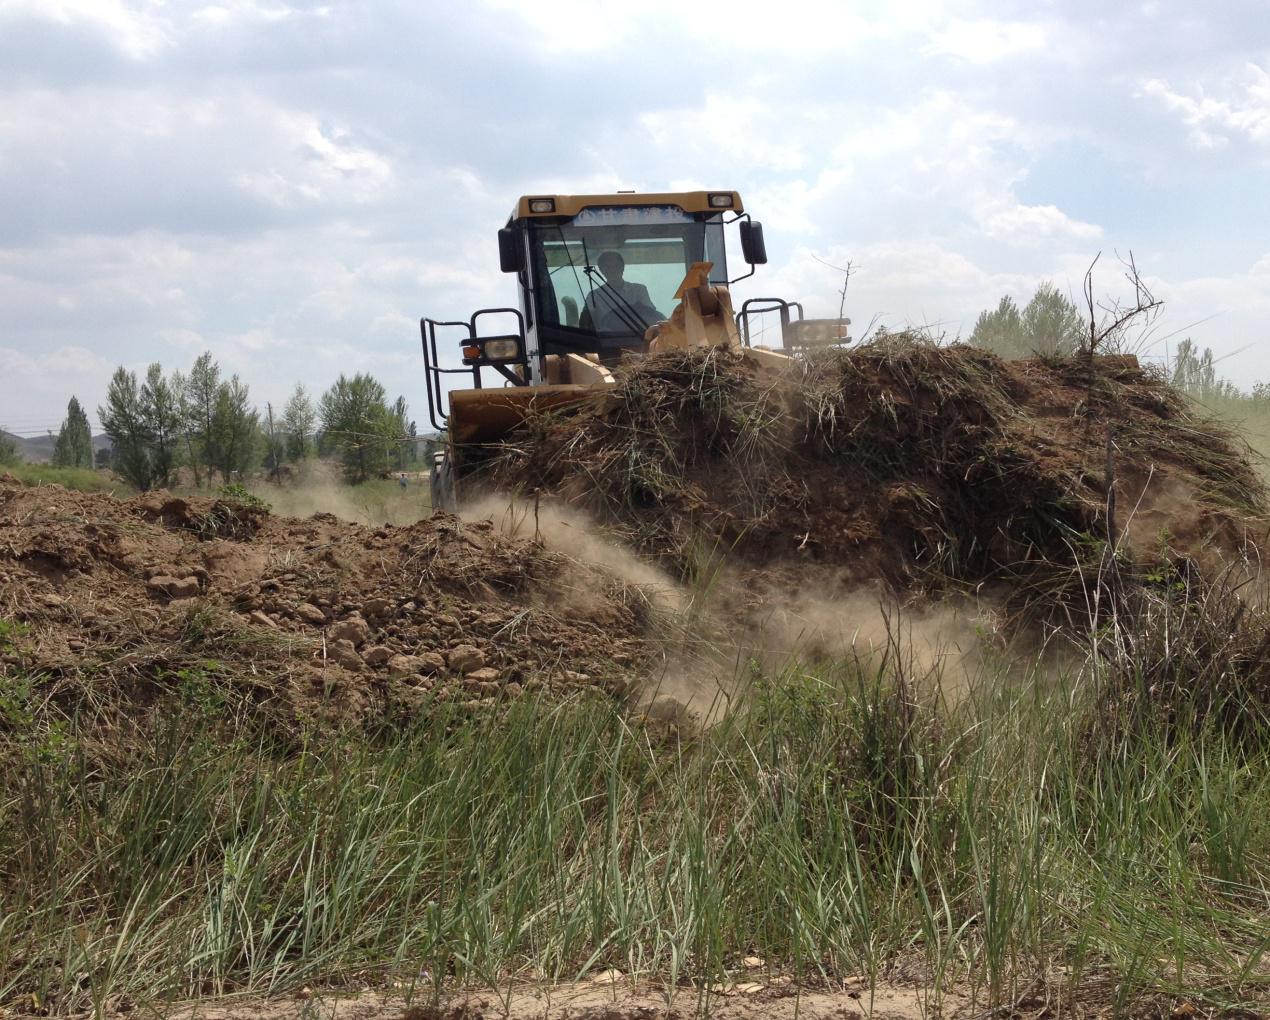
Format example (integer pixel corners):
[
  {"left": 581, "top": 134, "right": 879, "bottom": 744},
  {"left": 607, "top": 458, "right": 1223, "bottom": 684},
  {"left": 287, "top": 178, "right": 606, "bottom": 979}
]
[
  {"left": 0, "top": 617, "right": 28, "bottom": 652},
  {"left": 0, "top": 671, "right": 33, "bottom": 729},
  {"left": 218, "top": 482, "right": 270, "bottom": 512}
]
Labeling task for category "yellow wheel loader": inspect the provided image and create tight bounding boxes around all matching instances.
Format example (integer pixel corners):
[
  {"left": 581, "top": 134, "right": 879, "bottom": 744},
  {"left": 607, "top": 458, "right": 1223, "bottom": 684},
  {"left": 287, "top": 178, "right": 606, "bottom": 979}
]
[{"left": 420, "top": 190, "right": 849, "bottom": 509}]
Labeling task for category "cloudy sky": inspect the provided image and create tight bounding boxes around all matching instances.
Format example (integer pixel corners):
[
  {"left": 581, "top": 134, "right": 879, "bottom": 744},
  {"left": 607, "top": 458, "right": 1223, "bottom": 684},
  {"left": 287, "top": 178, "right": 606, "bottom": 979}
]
[{"left": 2, "top": 0, "right": 1269, "bottom": 435}]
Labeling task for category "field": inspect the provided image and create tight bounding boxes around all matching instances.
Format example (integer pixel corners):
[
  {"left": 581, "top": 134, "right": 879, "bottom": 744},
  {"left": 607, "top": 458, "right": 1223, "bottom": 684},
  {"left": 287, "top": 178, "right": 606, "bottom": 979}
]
[{"left": 2, "top": 340, "right": 1269, "bottom": 1019}]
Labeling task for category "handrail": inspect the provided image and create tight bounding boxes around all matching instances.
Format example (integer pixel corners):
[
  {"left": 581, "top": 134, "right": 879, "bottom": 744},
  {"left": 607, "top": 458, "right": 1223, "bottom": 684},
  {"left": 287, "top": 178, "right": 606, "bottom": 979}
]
[
  {"left": 420, "top": 307, "right": 530, "bottom": 433},
  {"left": 735, "top": 297, "right": 805, "bottom": 349}
]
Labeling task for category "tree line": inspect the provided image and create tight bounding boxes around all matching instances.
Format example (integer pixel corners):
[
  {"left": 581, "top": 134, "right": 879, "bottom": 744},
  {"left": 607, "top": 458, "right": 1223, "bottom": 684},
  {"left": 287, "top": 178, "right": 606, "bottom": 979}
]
[
  {"left": 5, "top": 352, "right": 422, "bottom": 491},
  {"left": 967, "top": 282, "right": 1269, "bottom": 409}
]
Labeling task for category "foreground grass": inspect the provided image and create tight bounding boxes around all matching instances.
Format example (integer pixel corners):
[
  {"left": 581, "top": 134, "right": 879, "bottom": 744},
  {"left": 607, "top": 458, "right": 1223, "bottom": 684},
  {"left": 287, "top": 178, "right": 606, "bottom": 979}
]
[{"left": 1, "top": 655, "right": 1267, "bottom": 1017}]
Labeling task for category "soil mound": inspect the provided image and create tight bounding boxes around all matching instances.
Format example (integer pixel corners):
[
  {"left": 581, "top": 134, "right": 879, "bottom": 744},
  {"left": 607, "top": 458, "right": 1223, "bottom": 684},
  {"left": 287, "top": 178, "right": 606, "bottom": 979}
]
[
  {"left": 494, "top": 336, "right": 1268, "bottom": 618},
  {"left": 0, "top": 482, "right": 652, "bottom": 739}
]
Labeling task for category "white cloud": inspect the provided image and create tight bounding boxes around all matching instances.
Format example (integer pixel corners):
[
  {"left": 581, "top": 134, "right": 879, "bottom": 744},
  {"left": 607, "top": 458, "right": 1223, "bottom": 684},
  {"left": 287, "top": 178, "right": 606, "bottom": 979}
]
[
  {"left": 1139, "top": 62, "right": 1270, "bottom": 149},
  {"left": 977, "top": 202, "right": 1103, "bottom": 244},
  {"left": 235, "top": 115, "right": 394, "bottom": 208},
  {"left": 0, "top": 0, "right": 170, "bottom": 58},
  {"left": 926, "top": 18, "right": 1050, "bottom": 64},
  {"left": 477, "top": 0, "right": 931, "bottom": 54}
]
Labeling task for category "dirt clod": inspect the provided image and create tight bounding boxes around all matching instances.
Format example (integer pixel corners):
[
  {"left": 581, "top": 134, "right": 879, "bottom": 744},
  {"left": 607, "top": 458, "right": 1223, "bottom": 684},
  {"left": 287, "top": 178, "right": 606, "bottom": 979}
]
[
  {"left": 447, "top": 643, "right": 486, "bottom": 674},
  {"left": 362, "top": 644, "right": 393, "bottom": 666},
  {"left": 329, "top": 615, "right": 371, "bottom": 646},
  {"left": 295, "top": 602, "right": 326, "bottom": 625},
  {"left": 147, "top": 575, "right": 200, "bottom": 599}
]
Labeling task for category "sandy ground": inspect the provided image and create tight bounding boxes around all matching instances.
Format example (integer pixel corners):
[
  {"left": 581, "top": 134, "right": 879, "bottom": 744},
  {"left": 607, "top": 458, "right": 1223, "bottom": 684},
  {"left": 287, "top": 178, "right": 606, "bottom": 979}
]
[{"left": 168, "top": 975, "right": 971, "bottom": 1020}]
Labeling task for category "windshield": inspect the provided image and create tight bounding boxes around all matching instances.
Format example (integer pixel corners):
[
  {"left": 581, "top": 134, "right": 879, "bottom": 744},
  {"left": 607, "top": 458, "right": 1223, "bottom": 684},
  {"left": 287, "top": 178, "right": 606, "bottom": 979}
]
[{"left": 528, "top": 205, "right": 728, "bottom": 355}]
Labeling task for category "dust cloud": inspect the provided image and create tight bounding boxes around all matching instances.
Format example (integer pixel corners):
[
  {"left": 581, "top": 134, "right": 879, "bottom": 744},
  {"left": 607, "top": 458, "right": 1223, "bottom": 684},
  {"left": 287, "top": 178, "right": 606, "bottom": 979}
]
[
  {"left": 247, "top": 463, "right": 431, "bottom": 527},
  {"left": 463, "top": 494, "right": 1022, "bottom": 725},
  {"left": 279, "top": 480, "right": 1019, "bottom": 724},
  {"left": 462, "top": 494, "right": 687, "bottom": 616}
]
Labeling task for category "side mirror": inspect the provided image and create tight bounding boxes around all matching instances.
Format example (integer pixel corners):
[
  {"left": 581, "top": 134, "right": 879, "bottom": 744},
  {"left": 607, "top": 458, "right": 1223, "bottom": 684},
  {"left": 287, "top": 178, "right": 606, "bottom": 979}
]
[
  {"left": 498, "top": 228, "right": 523, "bottom": 274},
  {"left": 739, "top": 220, "right": 768, "bottom": 265}
]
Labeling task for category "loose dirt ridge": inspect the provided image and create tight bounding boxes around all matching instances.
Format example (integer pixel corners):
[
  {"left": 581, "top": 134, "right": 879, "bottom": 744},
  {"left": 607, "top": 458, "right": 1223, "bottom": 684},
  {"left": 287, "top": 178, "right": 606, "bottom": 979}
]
[{"left": 0, "top": 485, "right": 650, "bottom": 738}]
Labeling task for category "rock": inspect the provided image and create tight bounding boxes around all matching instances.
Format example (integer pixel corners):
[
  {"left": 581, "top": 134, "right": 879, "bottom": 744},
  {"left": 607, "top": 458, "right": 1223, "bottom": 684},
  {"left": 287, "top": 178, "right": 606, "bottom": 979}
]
[
  {"left": 436, "top": 613, "right": 459, "bottom": 627},
  {"left": 416, "top": 651, "right": 447, "bottom": 674},
  {"left": 743, "top": 956, "right": 765, "bottom": 969},
  {"left": 329, "top": 615, "right": 370, "bottom": 646},
  {"left": 362, "top": 644, "right": 393, "bottom": 666},
  {"left": 504, "top": 681, "right": 523, "bottom": 698},
  {"left": 147, "top": 575, "right": 200, "bottom": 600},
  {"left": 249, "top": 610, "right": 278, "bottom": 629},
  {"left": 37, "top": 593, "right": 66, "bottom": 608},
  {"left": 561, "top": 669, "right": 590, "bottom": 684},
  {"left": 465, "top": 666, "right": 499, "bottom": 683},
  {"left": 387, "top": 654, "right": 423, "bottom": 678},
  {"left": 447, "top": 644, "right": 485, "bottom": 674},
  {"left": 363, "top": 598, "right": 394, "bottom": 619},
  {"left": 646, "top": 695, "right": 692, "bottom": 727},
  {"left": 295, "top": 602, "right": 326, "bottom": 625},
  {"left": 328, "top": 638, "right": 363, "bottom": 670}
]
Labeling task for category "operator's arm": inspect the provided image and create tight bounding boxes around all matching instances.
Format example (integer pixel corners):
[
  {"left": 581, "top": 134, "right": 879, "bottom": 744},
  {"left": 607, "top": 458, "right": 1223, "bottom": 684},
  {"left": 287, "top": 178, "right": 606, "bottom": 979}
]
[{"left": 631, "top": 283, "right": 664, "bottom": 322}]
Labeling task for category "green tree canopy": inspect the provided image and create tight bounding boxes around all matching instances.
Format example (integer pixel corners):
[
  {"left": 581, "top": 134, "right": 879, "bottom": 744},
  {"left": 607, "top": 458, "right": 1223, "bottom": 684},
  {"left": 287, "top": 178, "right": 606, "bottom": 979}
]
[
  {"left": 1171, "top": 338, "right": 1240, "bottom": 403},
  {"left": 180, "top": 351, "right": 221, "bottom": 488},
  {"left": 208, "top": 375, "right": 259, "bottom": 483},
  {"left": 98, "top": 363, "right": 185, "bottom": 491},
  {"left": 0, "top": 430, "right": 21, "bottom": 467},
  {"left": 282, "top": 383, "right": 316, "bottom": 462},
  {"left": 970, "top": 283, "right": 1084, "bottom": 359},
  {"left": 52, "top": 396, "right": 94, "bottom": 469},
  {"left": 319, "top": 374, "right": 400, "bottom": 483}
]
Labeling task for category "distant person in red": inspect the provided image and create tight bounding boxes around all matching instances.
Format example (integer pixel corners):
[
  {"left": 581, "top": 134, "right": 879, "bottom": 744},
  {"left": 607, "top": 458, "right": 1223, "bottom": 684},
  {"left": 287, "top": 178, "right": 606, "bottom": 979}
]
[{"left": 582, "top": 251, "right": 663, "bottom": 332}]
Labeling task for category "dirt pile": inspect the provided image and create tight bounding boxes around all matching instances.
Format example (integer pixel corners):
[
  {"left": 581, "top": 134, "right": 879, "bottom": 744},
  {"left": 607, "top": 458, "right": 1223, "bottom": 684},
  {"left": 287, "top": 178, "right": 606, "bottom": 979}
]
[
  {"left": 0, "top": 481, "right": 653, "bottom": 738},
  {"left": 493, "top": 335, "right": 1268, "bottom": 621}
]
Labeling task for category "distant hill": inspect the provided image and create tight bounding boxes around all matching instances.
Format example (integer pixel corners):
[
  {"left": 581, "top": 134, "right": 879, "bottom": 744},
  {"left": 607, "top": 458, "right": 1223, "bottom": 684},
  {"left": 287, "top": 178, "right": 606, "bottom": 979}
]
[{"left": 1, "top": 429, "right": 111, "bottom": 464}]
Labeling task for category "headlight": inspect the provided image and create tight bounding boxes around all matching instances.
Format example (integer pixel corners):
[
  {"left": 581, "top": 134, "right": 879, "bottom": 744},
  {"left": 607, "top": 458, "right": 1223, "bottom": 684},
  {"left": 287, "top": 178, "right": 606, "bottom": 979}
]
[
  {"left": 483, "top": 338, "right": 520, "bottom": 360},
  {"left": 708, "top": 193, "right": 734, "bottom": 208},
  {"left": 528, "top": 198, "right": 556, "bottom": 213}
]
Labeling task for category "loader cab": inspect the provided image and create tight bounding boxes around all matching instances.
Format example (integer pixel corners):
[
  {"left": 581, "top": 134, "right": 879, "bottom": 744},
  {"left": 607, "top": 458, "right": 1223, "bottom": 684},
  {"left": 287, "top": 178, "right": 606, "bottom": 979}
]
[
  {"left": 420, "top": 191, "right": 766, "bottom": 431},
  {"left": 508, "top": 193, "right": 740, "bottom": 377}
]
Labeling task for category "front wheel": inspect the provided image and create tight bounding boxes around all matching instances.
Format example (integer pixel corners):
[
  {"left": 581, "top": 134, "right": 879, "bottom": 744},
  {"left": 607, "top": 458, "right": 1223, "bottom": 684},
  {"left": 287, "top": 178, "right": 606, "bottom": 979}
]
[{"left": 429, "top": 450, "right": 457, "bottom": 512}]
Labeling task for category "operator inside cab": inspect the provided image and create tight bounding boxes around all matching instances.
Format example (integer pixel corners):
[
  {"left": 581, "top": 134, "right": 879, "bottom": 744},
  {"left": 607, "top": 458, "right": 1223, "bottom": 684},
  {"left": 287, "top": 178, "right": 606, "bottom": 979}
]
[{"left": 579, "top": 251, "right": 665, "bottom": 335}]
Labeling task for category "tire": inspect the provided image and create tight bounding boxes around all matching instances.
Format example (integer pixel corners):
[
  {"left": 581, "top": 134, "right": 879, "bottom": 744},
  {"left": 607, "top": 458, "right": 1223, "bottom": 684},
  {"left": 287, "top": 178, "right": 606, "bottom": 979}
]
[{"left": 429, "top": 450, "right": 457, "bottom": 512}]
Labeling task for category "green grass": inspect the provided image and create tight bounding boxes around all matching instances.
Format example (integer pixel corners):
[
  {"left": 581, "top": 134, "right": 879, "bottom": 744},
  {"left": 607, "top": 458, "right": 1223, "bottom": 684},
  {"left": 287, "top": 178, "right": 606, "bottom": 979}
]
[
  {"left": 1, "top": 463, "right": 133, "bottom": 495},
  {"left": 1, "top": 649, "right": 1267, "bottom": 1016}
]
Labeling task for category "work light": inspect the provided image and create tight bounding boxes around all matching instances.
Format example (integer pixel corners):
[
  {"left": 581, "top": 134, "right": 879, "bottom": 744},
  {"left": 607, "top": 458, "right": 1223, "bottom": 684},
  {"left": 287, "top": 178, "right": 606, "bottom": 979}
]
[{"left": 483, "top": 339, "right": 520, "bottom": 361}]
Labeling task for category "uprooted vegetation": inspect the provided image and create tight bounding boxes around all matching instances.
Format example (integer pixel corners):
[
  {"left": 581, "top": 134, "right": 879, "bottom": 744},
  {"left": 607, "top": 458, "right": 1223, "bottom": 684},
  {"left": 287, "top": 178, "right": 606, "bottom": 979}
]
[{"left": 494, "top": 335, "right": 1267, "bottom": 621}]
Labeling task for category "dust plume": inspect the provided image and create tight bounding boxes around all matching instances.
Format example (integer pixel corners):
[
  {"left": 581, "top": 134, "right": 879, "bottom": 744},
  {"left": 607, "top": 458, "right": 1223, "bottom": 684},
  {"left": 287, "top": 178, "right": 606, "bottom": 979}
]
[
  {"left": 247, "top": 462, "right": 431, "bottom": 526},
  {"left": 462, "top": 494, "right": 687, "bottom": 616}
]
